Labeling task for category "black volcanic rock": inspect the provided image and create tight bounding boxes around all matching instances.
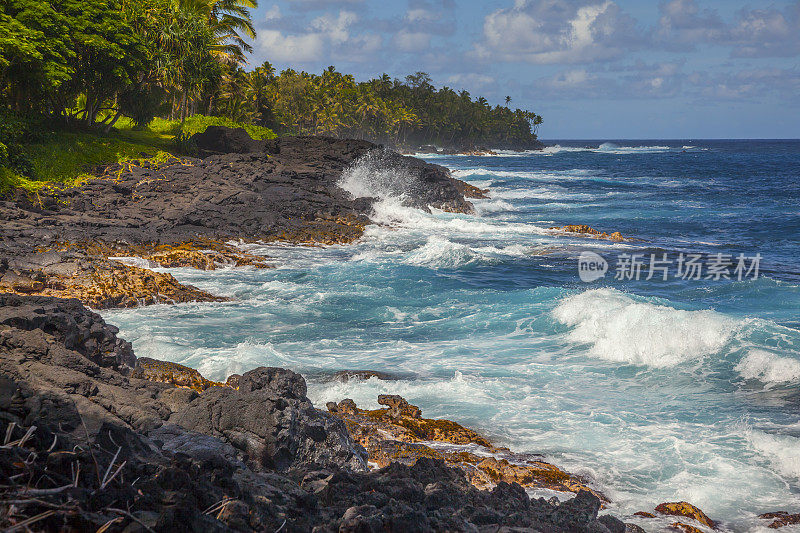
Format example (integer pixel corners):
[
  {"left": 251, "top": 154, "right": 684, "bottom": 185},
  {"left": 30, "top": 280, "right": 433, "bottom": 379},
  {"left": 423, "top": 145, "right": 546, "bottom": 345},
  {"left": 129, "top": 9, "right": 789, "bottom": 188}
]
[
  {"left": 0, "top": 293, "right": 136, "bottom": 370},
  {"left": 0, "top": 133, "right": 475, "bottom": 253},
  {"left": 0, "top": 294, "right": 622, "bottom": 531},
  {"left": 190, "top": 125, "right": 266, "bottom": 156},
  {"left": 171, "top": 366, "right": 368, "bottom": 472}
]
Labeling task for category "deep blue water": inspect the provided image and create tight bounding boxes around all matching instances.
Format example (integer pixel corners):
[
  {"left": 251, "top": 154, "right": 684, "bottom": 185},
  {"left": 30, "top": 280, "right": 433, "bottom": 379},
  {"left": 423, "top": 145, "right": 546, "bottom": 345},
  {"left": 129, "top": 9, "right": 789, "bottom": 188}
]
[{"left": 103, "top": 140, "right": 800, "bottom": 531}]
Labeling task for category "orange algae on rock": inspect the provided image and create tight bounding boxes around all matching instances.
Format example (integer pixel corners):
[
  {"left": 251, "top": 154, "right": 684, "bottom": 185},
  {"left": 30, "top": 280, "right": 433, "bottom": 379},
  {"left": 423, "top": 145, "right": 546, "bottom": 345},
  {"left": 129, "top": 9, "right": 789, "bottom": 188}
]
[
  {"left": 670, "top": 523, "right": 707, "bottom": 533},
  {"left": 0, "top": 258, "right": 225, "bottom": 309},
  {"left": 655, "top": 501, "right": 716, "bottom": 529},
  {"left": 326, "top": 395, "right": 606, "bottom": 501},
  {"left": 549, "top": 224, "right": 626, "bottom": 241},
  {"left": 132, "top": 357, "right": 225, "bottom": 392}
]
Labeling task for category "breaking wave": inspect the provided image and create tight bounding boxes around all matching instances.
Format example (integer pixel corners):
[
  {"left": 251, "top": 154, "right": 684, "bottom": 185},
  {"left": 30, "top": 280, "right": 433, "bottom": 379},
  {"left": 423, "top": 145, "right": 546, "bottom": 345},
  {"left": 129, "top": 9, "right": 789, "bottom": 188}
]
[
  {"left": 405, "top": 236, "right": 482, "bottom": 268},
  {"left": 339, "top": 150, "right": 420, "bottom": 202},
  {"left": 735, "top": 349, "right": 800, "bottom": 384},
  {"left": 551, "top": 288, "right": 736, "bottom": 367}
]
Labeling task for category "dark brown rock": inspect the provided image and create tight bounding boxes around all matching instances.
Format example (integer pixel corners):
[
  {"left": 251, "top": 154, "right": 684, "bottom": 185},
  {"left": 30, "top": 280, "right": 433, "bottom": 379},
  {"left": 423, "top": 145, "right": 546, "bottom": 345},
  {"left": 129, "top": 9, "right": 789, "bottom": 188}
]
[
  {"left": 377, "top": 394, "right": 422, "bottom": 419},
  {"left": 759, "top": 511, "right": 800, "bottom": 528},
  {"left": 0, "top": 294, "right": 627, "bottom": 533}
]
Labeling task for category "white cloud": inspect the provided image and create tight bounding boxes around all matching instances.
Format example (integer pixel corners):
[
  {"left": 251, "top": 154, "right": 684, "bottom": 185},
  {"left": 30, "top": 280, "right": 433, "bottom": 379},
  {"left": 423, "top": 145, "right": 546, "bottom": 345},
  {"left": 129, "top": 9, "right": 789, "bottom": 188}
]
[
  {"left": 393, "top": 30, "right": 432, "bottom": 52},
  {"left": 655, "top": 0, "right": 800, "bottom": 57},
  {"left": 259, "top": 30, "right": 325, "bottom": 62},
  {"left": 310, "top": 11, "right": 358, "bottom": 44},
  {"left": 258, "top": 9, "right": 381, "bottom": 63},
  {"left": 551, "top": 69, "right": 593, "bottom": 87},
  {"left": 446, "top": 73, "right": 496, "bottom": 90},
  {"left": 406, "top": 8, "right": 438, "bottom": 23},
  {"left": 687, "top": 68, "right": 800, "bottom": 100},
  {"left": 655, "top": 0, "right": 724, "bottom": 48},
  {"left": 726, "top": 2, "right": 800, "bottom": 58},
  {"left": 264, "top": 5, "right": 282, "bottom": 21},
  {"left": 473, "top": 0, "right": 642, "bottom": 64}
]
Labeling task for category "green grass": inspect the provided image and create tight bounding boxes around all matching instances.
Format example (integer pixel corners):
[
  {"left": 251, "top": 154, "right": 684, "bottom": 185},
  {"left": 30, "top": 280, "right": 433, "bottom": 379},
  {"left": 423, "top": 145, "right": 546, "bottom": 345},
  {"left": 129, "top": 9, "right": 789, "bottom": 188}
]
[
  {"left": 0, "top": 115, "right": 275, "bottom": 193},
  {"left": 176, "top": 115, "right": 277, "bottom": 140}
]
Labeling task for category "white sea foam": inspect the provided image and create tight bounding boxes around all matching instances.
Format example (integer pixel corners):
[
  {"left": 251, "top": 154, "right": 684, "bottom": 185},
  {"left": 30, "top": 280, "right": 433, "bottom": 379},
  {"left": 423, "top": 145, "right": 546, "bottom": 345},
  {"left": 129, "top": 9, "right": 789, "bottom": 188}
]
[
  {"left": 747, "top": 430, "right": 800, "bottom": 481},
  {"left": 307, "top": 370, "right": 494, "bottom": 414},
  {"left": 405, "top": 236, "right": 480, "bottom": 268},
  {"left": 472, "top": 198, "right": 517, "bottom": 214},
  {"left": 471, "top": 243, "right": 531, "bottom": 257},
  {"left": 735, "top": 349, "right": 800, "bottom": 384},
  {"left": 367, "top": 198, "right": 549, "bottom": 237},
  {"left": 491, "top": 186, "right": 595, "bottom": 201},
  {"left": 452, "top": 168, "right": 589, "bottom": 181},
  {"left": 596, "top": 142, "right": 670, "bottom": 154},
  {"left": 551, "top": 289, "right": 736, "bottom": 367},
  {"left": 339, "top": 151, "right": 419, "bottom": 201}
]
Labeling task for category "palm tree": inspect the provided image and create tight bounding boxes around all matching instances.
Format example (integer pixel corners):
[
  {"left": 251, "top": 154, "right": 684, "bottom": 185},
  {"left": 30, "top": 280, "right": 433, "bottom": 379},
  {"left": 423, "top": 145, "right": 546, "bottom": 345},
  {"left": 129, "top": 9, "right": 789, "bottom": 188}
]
[{"left": 178, "top": 0, "right": 258, "bottom": 65}]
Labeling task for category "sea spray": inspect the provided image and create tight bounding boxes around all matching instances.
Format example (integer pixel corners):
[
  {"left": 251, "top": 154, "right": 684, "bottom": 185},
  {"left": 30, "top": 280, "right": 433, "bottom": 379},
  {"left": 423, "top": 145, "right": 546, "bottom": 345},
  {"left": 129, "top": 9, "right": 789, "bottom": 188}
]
[
  {"left": 103, "top": 140, "right": 800, "bottom": 530},
  {"left": 551, "top": 288, "right": 736, "bottom": 367}
]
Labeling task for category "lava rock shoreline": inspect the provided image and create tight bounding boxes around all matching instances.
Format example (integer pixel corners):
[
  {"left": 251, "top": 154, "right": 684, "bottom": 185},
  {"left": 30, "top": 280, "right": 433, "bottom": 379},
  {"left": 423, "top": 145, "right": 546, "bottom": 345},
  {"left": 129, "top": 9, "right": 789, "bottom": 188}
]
[
  {"left": 0, "top": 128, "right": 486, "bottom": 308},
  {"left": 0, "top": 130, "right": 735, "bottom": 531},
  {"left": 0, "top": 292, "right": 628, "bottom": 532}
]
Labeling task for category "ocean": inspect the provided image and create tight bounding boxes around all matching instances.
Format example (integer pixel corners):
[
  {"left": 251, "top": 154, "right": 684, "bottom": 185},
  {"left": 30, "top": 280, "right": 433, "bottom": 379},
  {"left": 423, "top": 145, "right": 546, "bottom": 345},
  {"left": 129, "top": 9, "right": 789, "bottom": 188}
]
[{"left": 102, "top": 140, "right": 800, "bottom": 531}]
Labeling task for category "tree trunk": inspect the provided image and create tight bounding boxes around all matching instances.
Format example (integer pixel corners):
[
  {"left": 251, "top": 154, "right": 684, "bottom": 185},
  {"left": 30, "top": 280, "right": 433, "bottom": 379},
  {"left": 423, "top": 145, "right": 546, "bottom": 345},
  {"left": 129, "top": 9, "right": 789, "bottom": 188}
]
[
  {"left": 181, "top": 91, "right": 187, "bottom": 123},
  {"left": 102, "top": 110, "right": 123, "bottom": 133}
]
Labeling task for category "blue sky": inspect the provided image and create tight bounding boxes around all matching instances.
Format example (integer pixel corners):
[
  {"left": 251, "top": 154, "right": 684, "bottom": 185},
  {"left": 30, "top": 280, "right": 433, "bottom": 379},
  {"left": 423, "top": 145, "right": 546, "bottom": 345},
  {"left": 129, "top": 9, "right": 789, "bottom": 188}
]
[{"left": 248, "top": 0, "right": 800, "bottom": 139}]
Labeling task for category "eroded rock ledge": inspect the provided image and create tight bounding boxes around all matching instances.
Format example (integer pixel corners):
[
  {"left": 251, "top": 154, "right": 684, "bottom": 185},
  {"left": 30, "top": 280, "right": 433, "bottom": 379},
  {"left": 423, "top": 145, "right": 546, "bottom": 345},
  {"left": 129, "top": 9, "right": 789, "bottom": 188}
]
[
  {"left": 325, "top": 395, "right": 608, "bottom": 502},
  {"left": 0, "top": 131, "right": 481, "bottom": 309},
  {"left": 0, "top": 293, "right": 631, "bottom": 532}
]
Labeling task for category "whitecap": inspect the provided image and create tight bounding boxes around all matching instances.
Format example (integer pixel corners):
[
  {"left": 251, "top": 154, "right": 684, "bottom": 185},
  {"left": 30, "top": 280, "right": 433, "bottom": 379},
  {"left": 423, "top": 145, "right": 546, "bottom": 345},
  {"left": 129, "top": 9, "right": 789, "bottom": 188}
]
[
  {"left": 405, "top": 236, "right": 481, "bottom": 268},
  {"left": 735, "top": 349, "right": 800, "bottom": 384},
  {"left": 472, "top": 198, "right": 517, "bottom": 214},
  {"left": 597, "top": 143, "right": 670, "bottom": 154},
  {"left": 551, "top": 288, "right": 736, "bottom": 367},
  {"left": 747, "top": 430, "right": 800, "bottom": 481}
]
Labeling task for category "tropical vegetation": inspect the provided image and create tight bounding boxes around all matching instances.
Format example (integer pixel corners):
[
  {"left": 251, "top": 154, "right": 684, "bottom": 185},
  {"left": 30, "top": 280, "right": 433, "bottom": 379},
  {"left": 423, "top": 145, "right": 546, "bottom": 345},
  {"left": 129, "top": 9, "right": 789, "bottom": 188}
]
[
  {"left": 1, "top": 0, "right": 543, "bottom": 187},
  {"left": 214, "top": 67, "right": 543, "bottom": 149}
]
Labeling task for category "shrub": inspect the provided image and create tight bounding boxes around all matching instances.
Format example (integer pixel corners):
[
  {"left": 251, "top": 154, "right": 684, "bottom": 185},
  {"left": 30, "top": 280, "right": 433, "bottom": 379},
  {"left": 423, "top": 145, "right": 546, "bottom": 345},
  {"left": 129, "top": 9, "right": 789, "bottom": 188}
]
[
  {"left": 119, "top": 85, "right": 169, "bottom": 129},
  {"left": 178, "top": 114, "right": 276, "bottom": 140},
  {"left": 0, "top": 114, "right": 36, "bottom": 176}
]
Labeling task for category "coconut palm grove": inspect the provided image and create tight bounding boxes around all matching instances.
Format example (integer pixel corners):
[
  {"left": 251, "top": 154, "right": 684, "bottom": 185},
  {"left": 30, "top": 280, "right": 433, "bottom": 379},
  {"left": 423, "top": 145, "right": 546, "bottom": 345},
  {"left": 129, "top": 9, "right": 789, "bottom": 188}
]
[{"left": 0, "top": 0, "right": 542, "bottom": 187}]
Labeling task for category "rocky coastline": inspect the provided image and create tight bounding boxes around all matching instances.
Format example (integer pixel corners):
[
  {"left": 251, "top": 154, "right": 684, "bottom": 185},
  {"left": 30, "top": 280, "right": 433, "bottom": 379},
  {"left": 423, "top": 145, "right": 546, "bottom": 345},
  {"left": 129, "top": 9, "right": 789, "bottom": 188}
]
[
  {"left": 0, "top": 128, "right": 484, "bottom": 308},
  {"left": 0, "top": 292, "right": 627, "bottom": 531},
  {"left": 0, "top": 128, "right": 755, "bottom": 531}
]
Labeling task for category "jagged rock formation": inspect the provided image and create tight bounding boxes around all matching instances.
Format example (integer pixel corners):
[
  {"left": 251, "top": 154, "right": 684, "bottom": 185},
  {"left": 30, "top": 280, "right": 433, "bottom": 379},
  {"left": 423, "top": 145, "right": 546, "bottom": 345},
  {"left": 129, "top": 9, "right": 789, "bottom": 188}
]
[
  {"left": 326, "top": 396, "right": 608, "bottom": 502},
  {"left": 0, "top": 294, "right": 626, "bottom": 532},
  {"left": 549, "top": 224, "right": 625, "bottom": 242},
  {"left": 0, "top": 130, "right": 481, "bottom": 309}
]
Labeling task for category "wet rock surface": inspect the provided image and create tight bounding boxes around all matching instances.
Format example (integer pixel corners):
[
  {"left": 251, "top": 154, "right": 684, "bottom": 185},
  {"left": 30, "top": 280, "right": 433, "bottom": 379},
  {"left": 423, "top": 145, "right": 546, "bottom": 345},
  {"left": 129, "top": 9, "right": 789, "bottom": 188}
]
[
  {"left": 758, "top": 511, "right": 800, "bottom": 528},
  {"left": 653, "top": 502, "right": 716, "bottom": 529},
  {"left": 325, "top": 396, "right": 609, "bottom": 503},
  {"left": 0, "top": 251, "right": 225, "bottom": 309},
  {"left": 0, "top": 294, "right": 626, "bottom": 532},
  {"left": 548, "top": 224, "right": 626, "bottom": 242},
  {"left": 0, "top": 132, "right": 478, "bottom": 309}
]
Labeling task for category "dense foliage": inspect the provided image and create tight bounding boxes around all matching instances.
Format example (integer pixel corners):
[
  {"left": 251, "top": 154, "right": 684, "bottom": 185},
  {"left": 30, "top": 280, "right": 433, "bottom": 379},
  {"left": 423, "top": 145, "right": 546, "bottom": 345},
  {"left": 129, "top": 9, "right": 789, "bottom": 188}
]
[
  {"left": 211, "top": 66, "right": 543, "bottom": 149},
  {"left": 0, "top": 0, "right": 256, "bottom": 129},
  {"left": 1, "top": 0, "right": 542, "bottom": 164}
]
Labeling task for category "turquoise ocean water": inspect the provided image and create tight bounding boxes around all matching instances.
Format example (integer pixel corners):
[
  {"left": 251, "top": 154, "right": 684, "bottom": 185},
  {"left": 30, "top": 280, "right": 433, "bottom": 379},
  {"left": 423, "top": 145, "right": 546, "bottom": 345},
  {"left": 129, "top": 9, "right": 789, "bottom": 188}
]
[{"left": 104, "top": 140, "right": 800, "bottom": 531}]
